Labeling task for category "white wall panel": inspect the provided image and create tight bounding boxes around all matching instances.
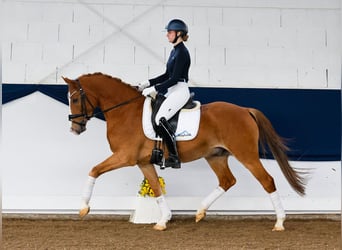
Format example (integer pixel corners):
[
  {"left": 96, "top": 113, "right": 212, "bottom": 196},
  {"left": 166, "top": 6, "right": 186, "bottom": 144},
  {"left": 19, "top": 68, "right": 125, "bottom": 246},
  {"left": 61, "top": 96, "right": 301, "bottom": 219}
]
[
  {"left": 73, "top": 4, "right": 104, "bottom": 24},
  {"left": 134, "top": 45, "right": 164, "bottom": 65},
  {"left": 223, "top": 8, "right": 254, "bottom": 27},
  {"left": 83, "top": 64, "right": 148, "bottom": 83},
  {"left": 211, "top": 66, "right": 270, "bottom": 87},
  {"left": 3, "top": 22, "right": 28, "bottom": 42},
  {"left": 187, "top": 27, "right": 210, "bottom": 47},
  {"left": 88, "top": 24, "right": 107, "bottom": 43},
  {"left": 236, "top": 27, "right": 270, "bottom": 48},
  {"left": 126, "top": 24, "right": 155, "bottom": 46},
  {"left": 189, "top": 65, "right": 210, "bottom": 85},
  {"left": 192, "top": 7, "right": 208, "bottom": 26},
  {"left": 3, "top": 2, "right": 44, "bottom": 23},
  {"left": 327, "top": 27, "right": 341, "bottom": 50},
  {"left": 2, "top": 62, "right": 27, "bottom": 83},
  {"left": 57, "top": 62, "right": 88, "bottom": 81},
  {"left": 102, "top": 29, "right": 134, "bottom": 46},
  {"left": 3, "top": 1, "right": 340, "bottom": 88},
  {"left": 2, "top": 42, "right": 12, "bottom": 62},
  {"left": 27, "top": 22, "right": 59, "bottom": 43},
  {"left": 11, "top": 42, "right": 42, "bottom": 63},
  {"left": 297, "top": 68, "right": 327, "bottom": 88},
  {"left": 163, "top": 6, "right": 193, "bottom": 24},
  {"left": 42, "top": 3, "right": 74, "bottom": 23},
  {"left": 209, "top": 26, "right": 239, "bottom": 47},
  {"left": 26, "top": 63, "right": 59, "bottom": 83},
  {"left": 58, "top": 23, "right": 91, "bottom": 43},
  {"left": 103, "top": 5, "right": 135, "bottom": 27},
  {"left": 193, "top": 46, "right": 225, "bottom": 66},
  {"left": 147, "top": 64, "right": 168, "bottom": 80},
  {"left": 207, "top": 7, "right": 223, "bottom": 25},
  {"left": 74, "top": 43, "right": 104, "bottom": 64},
  {"left": 326, "top": 67, "right": 342, "bottom": 88},
  {"left": 133, "top": 5, "right": 164, "bottom": 26},
  {"left": 267, "top": 28, "right": 297, "bottom": 48},
  {"left": 266, "top": 68, "right": 299, "bottom": 87},
  {"left": 297, "top": 28, "right": 326, "bottom": 49},
  {"left": 250, "top": 9, "right": 281, "bottom": 28},
  {"left": 104, "top": 44, "right": 133, "bottom": 64},
  {"left": 42, "top": 43, "right": 73, "bottom": 64}
]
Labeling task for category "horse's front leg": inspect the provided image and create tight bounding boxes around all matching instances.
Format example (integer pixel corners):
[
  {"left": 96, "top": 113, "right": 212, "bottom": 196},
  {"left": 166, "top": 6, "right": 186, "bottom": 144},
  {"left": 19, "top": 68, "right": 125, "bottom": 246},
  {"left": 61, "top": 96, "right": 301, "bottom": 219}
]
[
  {"left": 79, "top": 152, "right": 134, "bottom": 218},
  {"left": 138, "top": 164, "right": 172, "bottom": 231},
  {"left": 79, "top": 175, "right": 95, "bottom": 218}
]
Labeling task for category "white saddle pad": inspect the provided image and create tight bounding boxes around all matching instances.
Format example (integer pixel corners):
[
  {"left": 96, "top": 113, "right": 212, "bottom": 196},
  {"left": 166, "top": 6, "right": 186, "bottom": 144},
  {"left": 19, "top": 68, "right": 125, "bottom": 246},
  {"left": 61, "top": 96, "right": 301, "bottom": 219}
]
[{"left": 142, "top": 97, "right": 201, "bottom": 141}]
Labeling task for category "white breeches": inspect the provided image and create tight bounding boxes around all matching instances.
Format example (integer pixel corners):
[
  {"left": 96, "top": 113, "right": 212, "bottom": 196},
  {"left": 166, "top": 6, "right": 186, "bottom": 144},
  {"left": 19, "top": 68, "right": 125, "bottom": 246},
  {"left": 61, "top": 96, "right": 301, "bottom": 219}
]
[{"left": 155, "top": 82, "right": 190, "bottom": 125}]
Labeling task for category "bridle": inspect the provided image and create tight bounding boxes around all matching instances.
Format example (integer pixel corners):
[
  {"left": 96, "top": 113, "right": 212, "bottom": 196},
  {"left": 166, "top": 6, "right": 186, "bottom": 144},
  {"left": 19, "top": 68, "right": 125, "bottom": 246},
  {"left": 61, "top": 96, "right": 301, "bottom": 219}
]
[{"left": 68, "top": 79, "right": 143, "bottom": 127}]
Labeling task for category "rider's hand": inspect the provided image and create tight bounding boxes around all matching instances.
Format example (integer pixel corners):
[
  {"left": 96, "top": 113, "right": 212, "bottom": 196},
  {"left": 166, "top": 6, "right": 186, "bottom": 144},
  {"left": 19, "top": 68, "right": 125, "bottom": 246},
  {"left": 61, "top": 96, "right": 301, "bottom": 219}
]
[
  {"left": 142, "top": 86, "right": 156, "bottom": 97},
  {"left": 137, "top": 80, "right": 150, "bottom": 91}
]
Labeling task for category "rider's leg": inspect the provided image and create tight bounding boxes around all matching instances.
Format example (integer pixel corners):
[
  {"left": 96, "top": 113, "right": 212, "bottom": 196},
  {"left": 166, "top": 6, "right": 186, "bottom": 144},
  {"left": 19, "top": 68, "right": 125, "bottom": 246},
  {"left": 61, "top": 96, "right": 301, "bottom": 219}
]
[
  {"left": 155, "top": 82, "right": 190, "bottom": 168},
  {"left": 155, "top": 82, "right": 190, "bottom": 125}
]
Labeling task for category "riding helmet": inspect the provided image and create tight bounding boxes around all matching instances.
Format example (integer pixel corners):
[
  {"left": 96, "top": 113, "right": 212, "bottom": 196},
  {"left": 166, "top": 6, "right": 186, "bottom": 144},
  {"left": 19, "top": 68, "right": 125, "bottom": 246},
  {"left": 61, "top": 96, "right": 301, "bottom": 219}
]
[{"left": 165, "top": 19, "right": 188, "bottom": 35}]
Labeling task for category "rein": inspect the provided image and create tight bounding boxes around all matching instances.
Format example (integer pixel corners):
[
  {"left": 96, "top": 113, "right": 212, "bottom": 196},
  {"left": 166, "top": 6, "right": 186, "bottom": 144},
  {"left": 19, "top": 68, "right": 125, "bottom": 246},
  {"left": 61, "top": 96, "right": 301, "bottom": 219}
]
[
  {"left": 68, "top": 79, "right": 143, "bottom": 123},
  {"left": 92, "top": 95, "right": 143, "bottom": 118}
]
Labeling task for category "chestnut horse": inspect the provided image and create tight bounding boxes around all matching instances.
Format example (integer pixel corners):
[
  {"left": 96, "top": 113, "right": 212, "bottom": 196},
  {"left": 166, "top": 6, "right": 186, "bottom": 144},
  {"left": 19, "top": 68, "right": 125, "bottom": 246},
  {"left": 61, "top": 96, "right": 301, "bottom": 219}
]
[{"left": 63, "top": 73, "right": 306, "bottom": 231}]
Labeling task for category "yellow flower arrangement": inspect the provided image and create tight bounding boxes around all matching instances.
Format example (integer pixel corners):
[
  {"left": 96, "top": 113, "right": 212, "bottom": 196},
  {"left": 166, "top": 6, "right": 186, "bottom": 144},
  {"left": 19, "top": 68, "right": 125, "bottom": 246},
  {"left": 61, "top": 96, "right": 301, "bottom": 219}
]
[{"left": 138, "top": 176, "right": 166, "bottom": 197}]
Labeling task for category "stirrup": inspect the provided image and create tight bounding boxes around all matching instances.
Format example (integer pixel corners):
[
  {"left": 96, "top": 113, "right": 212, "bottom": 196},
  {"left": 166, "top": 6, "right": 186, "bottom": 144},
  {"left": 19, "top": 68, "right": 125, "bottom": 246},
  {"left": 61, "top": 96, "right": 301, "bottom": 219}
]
[
  {"left": 150, "top": 147, "right": 163, "bottom": 166},
  {"left": 150, "top": 139, "right": 164, "bottom": 166}
]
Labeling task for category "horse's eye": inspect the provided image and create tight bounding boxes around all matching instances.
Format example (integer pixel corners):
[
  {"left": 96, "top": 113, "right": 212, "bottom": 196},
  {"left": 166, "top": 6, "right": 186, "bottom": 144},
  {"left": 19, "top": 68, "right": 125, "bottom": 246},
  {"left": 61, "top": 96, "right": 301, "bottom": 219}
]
[{"left": 72, "top": 98, "right": 78, "bottom": 104}]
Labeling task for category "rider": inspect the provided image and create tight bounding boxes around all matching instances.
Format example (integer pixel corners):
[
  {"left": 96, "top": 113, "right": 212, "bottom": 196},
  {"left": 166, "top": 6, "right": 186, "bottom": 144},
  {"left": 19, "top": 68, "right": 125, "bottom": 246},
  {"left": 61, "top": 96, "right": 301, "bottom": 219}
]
[{"left": 139, "top": 19, "right": 191, "bottom": 169}]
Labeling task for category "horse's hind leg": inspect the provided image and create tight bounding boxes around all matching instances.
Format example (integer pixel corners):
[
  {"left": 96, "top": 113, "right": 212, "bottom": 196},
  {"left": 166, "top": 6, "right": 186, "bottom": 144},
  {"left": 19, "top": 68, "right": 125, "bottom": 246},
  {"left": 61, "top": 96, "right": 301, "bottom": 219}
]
[
  {"left": 196, "top": 155, "right": 236, "bottom": 223},
  {"left": 239, "top": 157, "right": 286, "bottom": 231}
]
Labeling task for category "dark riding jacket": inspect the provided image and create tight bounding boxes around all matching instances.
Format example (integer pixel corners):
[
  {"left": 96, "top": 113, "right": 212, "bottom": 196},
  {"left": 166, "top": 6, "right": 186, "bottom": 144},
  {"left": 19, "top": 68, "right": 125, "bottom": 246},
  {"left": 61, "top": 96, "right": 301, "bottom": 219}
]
[{"left": 149, "top": 42, "right": 190, "bottom": 94}]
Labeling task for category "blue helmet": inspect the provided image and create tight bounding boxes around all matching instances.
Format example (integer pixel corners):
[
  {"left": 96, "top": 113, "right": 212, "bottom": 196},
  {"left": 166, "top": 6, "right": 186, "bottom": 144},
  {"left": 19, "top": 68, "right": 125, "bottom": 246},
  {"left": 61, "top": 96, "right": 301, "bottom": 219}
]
[{"left": 165, "top": 19, "right": 188, "bottom": 35}]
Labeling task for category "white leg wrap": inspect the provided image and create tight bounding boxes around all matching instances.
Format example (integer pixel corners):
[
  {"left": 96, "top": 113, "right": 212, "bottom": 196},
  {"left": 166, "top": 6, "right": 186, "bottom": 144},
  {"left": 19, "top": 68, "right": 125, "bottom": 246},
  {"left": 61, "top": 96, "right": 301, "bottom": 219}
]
[
  {"left": 156, "top": 195, "right": 172, "bottom": 226},
  {"left": 269, "top": 191, "right": 286, "bottom": 219},
  {"left": 200, "top": 186, "right": 225, "bottom": 210},
  {"left": 81, "top": 176, "right": 96, "bottom": 208}
]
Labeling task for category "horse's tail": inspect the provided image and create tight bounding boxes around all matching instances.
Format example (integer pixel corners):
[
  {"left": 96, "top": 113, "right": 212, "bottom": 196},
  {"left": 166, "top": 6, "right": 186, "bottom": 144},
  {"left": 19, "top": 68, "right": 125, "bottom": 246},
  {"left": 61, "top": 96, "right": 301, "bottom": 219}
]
[{"left": 248, "top": 108, "right": 307, "bottom": 196}]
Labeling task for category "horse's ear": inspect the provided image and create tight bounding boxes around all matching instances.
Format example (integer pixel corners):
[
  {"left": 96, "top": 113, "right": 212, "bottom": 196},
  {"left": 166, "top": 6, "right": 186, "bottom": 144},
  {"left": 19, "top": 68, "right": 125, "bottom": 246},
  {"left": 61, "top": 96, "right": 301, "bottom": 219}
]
[{"left": 62, "top": 76, "right": 77, "bottom": 86}]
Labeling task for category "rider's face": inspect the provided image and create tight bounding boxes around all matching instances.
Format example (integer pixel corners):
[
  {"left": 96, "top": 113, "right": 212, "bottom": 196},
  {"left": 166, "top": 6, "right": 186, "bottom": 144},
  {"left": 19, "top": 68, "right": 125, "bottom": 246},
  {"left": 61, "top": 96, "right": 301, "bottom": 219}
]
[{"left": 166, "top": 30, "right": 177, "bottom": 43}]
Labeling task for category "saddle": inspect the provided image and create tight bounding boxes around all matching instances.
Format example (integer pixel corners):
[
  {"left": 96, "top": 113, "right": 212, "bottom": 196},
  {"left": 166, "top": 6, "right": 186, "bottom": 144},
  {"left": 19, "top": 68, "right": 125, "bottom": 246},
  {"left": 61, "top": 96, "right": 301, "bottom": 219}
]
[
  {"left": 150, "top": 93, "right": 197, "bottom": 135},
  {"left": 142, "top": 94, "right": 200, "bottom": 142}
]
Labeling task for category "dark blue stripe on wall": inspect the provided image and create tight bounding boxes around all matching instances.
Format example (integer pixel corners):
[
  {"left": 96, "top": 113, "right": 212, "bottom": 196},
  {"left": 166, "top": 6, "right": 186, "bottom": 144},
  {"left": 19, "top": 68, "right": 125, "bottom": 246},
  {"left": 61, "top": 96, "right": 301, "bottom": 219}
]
[
  {"left": 2, "top": 84, "right": 69, "bottom": 105},
  {"left": 190, "top": 87, "right": 341, "bottom": 161},
  {"left": 2, "top": 84, "right": 341, "bottom": 161}
]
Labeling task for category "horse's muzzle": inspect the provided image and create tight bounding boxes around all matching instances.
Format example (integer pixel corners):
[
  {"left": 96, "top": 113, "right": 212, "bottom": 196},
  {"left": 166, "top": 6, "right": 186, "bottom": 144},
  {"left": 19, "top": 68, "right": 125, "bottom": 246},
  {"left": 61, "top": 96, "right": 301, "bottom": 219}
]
[
  {"left": 70, "top": 126, "right": 86, "bottom": 135},
  {"left": 70, "top": 121, "right": 87, "bottom": 135}
]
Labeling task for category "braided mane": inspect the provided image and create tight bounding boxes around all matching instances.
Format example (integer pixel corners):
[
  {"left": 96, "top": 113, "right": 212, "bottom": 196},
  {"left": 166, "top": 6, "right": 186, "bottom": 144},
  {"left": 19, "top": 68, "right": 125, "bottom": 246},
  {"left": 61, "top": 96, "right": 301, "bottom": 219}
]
[{"left": 79, "top": 72, "right": 131, "bottom": 86}]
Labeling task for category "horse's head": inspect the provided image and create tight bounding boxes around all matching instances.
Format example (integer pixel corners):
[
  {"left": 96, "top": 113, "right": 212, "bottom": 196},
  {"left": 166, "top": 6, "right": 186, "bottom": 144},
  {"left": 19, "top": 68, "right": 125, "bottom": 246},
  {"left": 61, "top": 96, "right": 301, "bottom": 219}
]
[{"left": 63, "top": 76, "right": 96, "bottom": 135}]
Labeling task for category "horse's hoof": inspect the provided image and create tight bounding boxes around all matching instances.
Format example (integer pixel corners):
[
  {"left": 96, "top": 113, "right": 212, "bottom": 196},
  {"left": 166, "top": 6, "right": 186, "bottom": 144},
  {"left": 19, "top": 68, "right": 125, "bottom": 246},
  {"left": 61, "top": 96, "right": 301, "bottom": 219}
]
[
  {"left": 153, "top": 223, "right": 167, "bottom": 231},
  {"left": 195, "top": 209, "right": 206, "bottom": 223},
  {"left": 79, "top": 206, "right": 90, "bottom": 218},
  {"left": 272, "top": 217, "right": 285, "bottom": 231},
  {"left": 272, "top": 226, "right": 285, "bottom": 231}
]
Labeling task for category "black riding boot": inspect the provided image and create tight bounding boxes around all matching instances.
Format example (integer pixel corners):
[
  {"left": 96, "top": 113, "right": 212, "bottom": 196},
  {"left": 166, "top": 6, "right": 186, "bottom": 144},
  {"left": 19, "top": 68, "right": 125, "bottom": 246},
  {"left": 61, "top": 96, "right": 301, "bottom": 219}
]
[{"left": 158, "top": 117, "right": 181, "bottom": 169}]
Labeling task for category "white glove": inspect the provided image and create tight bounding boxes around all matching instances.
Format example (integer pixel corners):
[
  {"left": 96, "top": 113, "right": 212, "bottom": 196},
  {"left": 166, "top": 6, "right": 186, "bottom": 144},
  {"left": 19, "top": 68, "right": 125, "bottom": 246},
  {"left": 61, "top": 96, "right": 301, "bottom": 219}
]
[
  {"left": 142, "top": 86, "right": 156, "bottom": 97},
  {"left": 137, "top": 80, "right": 150, "bottom": 91}
]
